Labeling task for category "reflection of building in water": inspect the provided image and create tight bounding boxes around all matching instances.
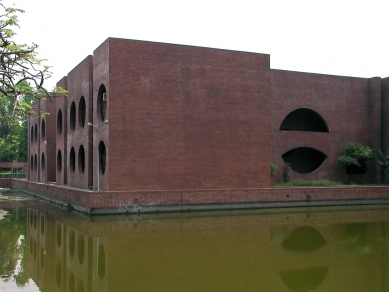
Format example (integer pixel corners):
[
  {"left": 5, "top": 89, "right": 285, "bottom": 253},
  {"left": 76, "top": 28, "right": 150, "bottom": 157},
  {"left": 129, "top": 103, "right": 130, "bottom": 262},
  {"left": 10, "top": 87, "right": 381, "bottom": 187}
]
[
  {"left": 26, "top": 206, "right": 389, "bottom": 291},
  {"left": 27, "top": 207, "right": 108, "bottom": 292}
]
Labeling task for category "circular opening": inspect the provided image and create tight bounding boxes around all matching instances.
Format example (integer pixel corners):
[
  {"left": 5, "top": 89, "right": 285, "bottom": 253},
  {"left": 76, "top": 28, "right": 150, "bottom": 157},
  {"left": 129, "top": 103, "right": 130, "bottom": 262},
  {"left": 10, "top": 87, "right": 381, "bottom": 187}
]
[
  {"left": 78, "top": 145, "right": 85, "bottom": 173},
  {"left": 57, "top": 150, "right": 62, "bottom": 172},
  {"left": 78, "top": 235, "right": 84, "bottom": 264},
  {"left": 41, "top": 153, "right": 45, "bottom": 171},
  {"left": 34, "top": 124, "right": 37, "bottom": 142},
  {"left": 79, "top": 96, "right": 86, "bottom": 127},
  {"left": 70, "top": 101, "right": 76, "bottom": 130},
  {"left": 69, "top": 230, "right": 75, "bottom": 257},
  {"left": 41, "top": 119, "right": 46, "bottom": 140},
  {"left": 98, "top": 141, "right": 106, "bottom": 175},
  {"left": 57, "top": 109, "right": 63, "bottom": 135},
  {"left": 97, "top": 84, "right": 107, "bottom": 121},
  {"left": 31, "top": 126, "right": 34, "bottom": 144},
  {"left": 34, "top": 155, "right": 37, "bottom": 171},
  {"left": 69, "top": 147, "right": 75, "bottom": 173}
]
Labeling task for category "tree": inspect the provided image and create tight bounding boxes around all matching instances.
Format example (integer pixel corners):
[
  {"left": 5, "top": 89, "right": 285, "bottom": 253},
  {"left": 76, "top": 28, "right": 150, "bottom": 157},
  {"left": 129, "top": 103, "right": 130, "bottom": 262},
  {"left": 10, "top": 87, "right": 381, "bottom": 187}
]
[
  {"left": 0, "top": 1, "right": 65, "bottom": 162},
  {"left": 372, "top": 149, "right": 389, "bottom": 180},
  {"left": 0, "top": 1, "right": 61, "bottom": 126},
  {"left": 338, "top": 143, "right": 375, "bottom": 174}
]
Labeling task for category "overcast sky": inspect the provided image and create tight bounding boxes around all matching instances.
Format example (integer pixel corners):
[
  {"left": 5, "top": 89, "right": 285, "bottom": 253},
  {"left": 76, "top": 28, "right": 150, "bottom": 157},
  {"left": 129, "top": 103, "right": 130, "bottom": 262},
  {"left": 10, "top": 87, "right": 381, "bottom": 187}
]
[{"left": 4, "top": 0, "right": 389, "bottom": 89}]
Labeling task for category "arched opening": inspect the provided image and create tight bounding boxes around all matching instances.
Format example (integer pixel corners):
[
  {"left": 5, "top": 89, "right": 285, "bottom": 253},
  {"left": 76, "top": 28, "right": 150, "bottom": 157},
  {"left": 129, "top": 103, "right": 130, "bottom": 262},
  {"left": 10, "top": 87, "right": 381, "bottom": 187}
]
[
  {"left": 280, "top": 267, "right": 329, "bottom": 292},
  {"left": 57, "top": 109, "right": 63, "bottom": 135},
  {"left": 41, "top": 119, "right": 46, "bottom": 140},
  {"left": 41, "top": 153, "right": 45, "bottom": 171},
  {"left": 282, "top": 226, "right": 327, "bottom": 253},
  {"left": 280, "top": 108, "right": 329, "bottom": 132},
  {"left": 57, "top": 150, "right": 62, "bottom": 172},
  {"left": 282, "top": 147, "right": 327, "bottom": 174},
  {"left": 79, "top": 96, "right": 86, "bottom": 127},
  {"left": 98, "top": 141, "right": 106, "bottom": 175},
  {"left": 69, "top": 147, "right": 75, "bottom": 173},
  {"left": 70, "top": 101, "right": 76, "bottom": 130},
  {"left": 78, "top": 145, "right": 85, "bottom": 173},
  {"left": 97, "top": 84, "right": 107, "bottom": 121},
  {"left": 34, "top": 124, "right": 38, "bottom": 142},
  {"left": 30, "top": 155, "right": 33, "bottom": 170}
]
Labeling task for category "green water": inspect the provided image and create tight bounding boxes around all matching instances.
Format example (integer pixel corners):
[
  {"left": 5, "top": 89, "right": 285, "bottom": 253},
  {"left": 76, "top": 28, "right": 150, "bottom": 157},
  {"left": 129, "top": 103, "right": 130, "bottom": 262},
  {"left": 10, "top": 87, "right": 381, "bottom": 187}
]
[{"left": 1, "top": 191, "right": 389, "bottom": 291}]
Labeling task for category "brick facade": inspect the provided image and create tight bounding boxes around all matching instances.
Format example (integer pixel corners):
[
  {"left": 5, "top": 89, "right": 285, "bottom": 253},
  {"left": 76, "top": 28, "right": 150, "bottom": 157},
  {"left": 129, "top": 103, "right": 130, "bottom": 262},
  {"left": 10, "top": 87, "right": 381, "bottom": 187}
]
[{"left": 21, "top": 37, "right": 389, "bottom": 212}]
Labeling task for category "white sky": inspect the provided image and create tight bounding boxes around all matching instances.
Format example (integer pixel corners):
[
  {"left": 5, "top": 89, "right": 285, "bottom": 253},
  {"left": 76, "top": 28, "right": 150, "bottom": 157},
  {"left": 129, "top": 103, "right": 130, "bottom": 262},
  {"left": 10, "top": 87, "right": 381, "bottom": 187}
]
[{"left": 4, "top": 0, "right": 389, "bottom": 89}]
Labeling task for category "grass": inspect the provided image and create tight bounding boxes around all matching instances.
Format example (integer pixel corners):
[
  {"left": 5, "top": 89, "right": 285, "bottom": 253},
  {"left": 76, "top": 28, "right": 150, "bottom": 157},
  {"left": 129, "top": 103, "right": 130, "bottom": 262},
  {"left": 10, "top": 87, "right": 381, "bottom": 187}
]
[{"left": 272, "top": 179, "right": 342, "bottom": 187}]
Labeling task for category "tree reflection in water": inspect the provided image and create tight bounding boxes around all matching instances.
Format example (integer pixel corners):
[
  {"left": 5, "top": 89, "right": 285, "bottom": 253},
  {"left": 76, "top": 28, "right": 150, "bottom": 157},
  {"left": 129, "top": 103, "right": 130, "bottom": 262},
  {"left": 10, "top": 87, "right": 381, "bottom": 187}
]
[{"left": 0, "top": 207, "right": 29, "bottom": 287}]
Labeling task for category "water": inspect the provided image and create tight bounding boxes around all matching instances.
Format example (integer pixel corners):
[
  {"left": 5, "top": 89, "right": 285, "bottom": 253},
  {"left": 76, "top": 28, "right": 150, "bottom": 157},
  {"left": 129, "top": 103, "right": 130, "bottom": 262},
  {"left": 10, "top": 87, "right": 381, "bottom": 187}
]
[{"left": 1, "top": 190, "right": 389, "bottom": 291}]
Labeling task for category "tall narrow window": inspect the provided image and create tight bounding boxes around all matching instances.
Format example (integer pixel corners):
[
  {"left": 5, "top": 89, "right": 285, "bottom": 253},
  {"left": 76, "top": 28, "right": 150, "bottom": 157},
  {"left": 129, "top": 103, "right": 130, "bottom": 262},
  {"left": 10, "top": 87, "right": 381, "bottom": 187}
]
[
  {"left": 41, "top": 119, "right": 46, "bottom": 140},
  {"left": 70, "top": 102, "right": 76, "bottom": 131},
  {"left": 98, "top": 141, "right": 106, "bottom": 174},
  {"left": 78, "top": 145, "right": 85, "bottom": 173},
  {"left": 97, "top": 84, "right": 107, "bottom": 121},
  {"left": 69, "top": 147, "right": 75, "bottom": 173},
  {"left": 79, "top": 96, "right": 86, "bottom": 127},
  {"left": 57, "top": 110, "right": 63, "bottom": 135}
]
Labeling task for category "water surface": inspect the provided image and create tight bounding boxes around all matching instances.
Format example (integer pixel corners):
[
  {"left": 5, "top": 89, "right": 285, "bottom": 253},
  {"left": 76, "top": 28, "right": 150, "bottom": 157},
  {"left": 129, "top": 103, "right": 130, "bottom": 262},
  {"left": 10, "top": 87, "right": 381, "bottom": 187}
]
[{"left": 1, "top": 190, "right": 389, "bottom": 291}]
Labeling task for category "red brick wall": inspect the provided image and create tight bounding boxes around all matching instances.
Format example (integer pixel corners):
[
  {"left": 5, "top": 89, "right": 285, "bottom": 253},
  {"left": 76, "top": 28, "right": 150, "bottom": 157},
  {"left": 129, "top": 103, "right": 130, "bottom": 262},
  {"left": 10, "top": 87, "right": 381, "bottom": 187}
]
[
  {"left": 381, "top": 77, "right": 389, "bottom": 183},
  {"left": 106, "top": 38, "right": 271, "bottom": 191},
  {"left": 92, "top": 40, "right": 110, "bottom": 191},
  {"left": 66, "top": 56, "right": 93, "bottom": 189},
  {"left": 29, "top": 100, "right": 42, "bottom": 182},
  {"left": 55, "top": 94, "right": 67, "bottom": 185},
  {"left": 271, "top": 70, "right": 378, "bottom": 184},
  {"left": 9, "top": 179, "right": 389, "bottom": 214}
]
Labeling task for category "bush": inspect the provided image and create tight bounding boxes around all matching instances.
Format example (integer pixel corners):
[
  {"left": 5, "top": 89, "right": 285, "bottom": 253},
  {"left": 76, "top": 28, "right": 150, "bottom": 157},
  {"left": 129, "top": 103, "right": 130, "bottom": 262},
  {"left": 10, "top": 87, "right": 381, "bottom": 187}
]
[{"left": 283, "top": 163, "right": 291, "bottom": 183}]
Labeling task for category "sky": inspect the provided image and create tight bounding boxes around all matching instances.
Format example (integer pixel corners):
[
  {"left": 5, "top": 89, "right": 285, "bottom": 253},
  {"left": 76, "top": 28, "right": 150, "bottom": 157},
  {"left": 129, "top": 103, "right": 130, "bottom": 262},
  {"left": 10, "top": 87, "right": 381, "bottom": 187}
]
[{"left": 4, "top": 0, "right": 389, "bottom": 89}]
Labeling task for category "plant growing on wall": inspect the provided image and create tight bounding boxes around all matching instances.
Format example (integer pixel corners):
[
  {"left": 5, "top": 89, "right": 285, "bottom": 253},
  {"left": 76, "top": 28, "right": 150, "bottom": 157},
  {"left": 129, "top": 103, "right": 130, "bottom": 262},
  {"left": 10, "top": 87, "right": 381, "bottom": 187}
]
[
  {"left": 338, "top": 143, "right": 375, "bottom": 174},
  {"left": 372, "top": 149, "right": 389, "bottom": 179},
  {"left": 271, "top": 162, "right": 279, "bottom": 179},
  {"left": 283, "top": 163, "right": 291, "bottom": 183}
]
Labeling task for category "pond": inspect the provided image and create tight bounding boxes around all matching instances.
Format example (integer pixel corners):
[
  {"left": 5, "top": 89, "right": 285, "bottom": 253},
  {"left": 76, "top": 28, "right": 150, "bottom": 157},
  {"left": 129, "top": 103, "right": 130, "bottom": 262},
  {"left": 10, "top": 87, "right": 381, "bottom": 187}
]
[{"left": 1, "top": 190, "right": 389, "bottom": 291}]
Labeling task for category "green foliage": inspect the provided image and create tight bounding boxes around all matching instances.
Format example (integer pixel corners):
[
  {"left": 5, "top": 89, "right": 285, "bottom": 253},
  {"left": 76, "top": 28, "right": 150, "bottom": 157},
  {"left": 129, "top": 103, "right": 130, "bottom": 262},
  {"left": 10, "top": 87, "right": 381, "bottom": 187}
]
[
  {"left": 270, "top": 162, "right": 279, "bottom": 179},
  {"left": 0, "top": 206, "right": 29, "bottom": 287},
  {"left": 0, "top": 120, "right": 27, "bottom": 161},
  {"left": 283, "top": 163, "right": 291, "bottom": 183},
  {"left": 338, "top": 142, "right": 375, "bottom": 167},
  {"left": 0, "top": 1, "right": 56, "bottom": 127}
]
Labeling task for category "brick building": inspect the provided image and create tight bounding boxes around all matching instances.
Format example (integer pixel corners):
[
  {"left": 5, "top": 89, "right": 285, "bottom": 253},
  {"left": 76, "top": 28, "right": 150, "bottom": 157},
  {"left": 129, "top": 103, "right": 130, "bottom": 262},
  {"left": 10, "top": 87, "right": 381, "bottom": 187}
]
[{"left": 27, "top": 37, "right": 389, "bottom": 192}]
